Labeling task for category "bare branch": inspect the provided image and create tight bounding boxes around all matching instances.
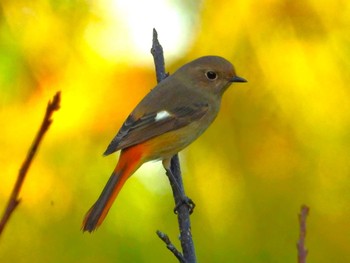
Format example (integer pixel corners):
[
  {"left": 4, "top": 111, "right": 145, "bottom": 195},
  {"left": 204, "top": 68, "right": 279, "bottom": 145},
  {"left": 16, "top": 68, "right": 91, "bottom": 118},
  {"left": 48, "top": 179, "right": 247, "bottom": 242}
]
[
  {"left": 0, "top": 91, "right": 61, "bottom": 237},
  {"left": 150, "top": 28, "right": 168, "bottom": 83},
  {"left": 297, "top": 205, "right": 310, "bottom": 263},
  {"left": 157, "top": 230, "right": 186, "bottom": 263},
  {"left": 151, "top": 29, "right": 196, "bottom": 263}
]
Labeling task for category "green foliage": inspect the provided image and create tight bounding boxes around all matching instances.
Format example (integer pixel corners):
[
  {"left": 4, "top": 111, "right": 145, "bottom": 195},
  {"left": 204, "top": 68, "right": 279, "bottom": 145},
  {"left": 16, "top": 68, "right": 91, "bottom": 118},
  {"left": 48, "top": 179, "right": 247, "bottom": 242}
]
[{"left": 1, "top": 0, "right": 350, "bottom": 262}]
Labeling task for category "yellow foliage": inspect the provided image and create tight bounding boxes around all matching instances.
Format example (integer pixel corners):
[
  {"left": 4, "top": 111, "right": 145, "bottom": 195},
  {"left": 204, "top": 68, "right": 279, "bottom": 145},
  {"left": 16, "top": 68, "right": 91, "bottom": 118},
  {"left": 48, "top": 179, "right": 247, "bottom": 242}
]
[{"left": 1, "top": 0, "right": 349, "bottom": 262}]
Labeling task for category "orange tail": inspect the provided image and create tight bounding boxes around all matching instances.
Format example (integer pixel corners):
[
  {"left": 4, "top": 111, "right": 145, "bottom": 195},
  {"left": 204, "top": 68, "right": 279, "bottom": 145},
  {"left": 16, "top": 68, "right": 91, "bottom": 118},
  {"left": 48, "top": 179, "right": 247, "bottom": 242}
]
[{"left": 82, "top": 146, "right": 144, "bottom": 232}]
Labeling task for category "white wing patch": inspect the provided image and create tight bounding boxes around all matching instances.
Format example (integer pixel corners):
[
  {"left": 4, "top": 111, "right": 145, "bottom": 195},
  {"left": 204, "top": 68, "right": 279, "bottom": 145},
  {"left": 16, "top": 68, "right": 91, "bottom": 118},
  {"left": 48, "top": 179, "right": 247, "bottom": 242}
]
[{"left": 155, "top": 110, "right": 172, "bottom": 121}]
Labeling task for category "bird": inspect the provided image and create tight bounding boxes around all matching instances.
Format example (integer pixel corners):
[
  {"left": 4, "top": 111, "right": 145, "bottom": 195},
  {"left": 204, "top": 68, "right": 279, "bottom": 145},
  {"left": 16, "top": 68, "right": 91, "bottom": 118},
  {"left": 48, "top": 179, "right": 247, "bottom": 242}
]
[{"left": 82, "top": 55, "right": 247, "bottom": 232}]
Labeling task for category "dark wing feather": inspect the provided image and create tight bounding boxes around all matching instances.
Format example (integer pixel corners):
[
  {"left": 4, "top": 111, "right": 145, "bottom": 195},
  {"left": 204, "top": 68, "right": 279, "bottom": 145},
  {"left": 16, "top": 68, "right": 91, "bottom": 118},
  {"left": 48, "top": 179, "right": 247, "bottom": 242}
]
[{"left": 103, "top": 103, "right": 209, "bottom": 155}]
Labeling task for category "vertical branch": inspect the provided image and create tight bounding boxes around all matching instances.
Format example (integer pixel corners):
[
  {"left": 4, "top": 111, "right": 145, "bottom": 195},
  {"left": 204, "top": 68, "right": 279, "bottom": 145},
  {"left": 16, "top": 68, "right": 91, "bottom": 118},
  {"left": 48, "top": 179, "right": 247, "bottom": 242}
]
[
  {"left": 297, "top": 205, "right": 310, "bottom": 263},
  {"left": 169, "top": 155, "right": 196, "bottom": 262},
  {"left": 151, "top": 28, "right": 196, "bottom": 263},
  {"left": 0, "top": 92, "right": 61, "bottom": 238}
]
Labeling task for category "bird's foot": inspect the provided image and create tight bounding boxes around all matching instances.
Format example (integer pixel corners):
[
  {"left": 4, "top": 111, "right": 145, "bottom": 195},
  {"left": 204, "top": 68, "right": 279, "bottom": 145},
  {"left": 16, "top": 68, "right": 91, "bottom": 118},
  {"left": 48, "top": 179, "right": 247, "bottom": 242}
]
[{"left": 174, "top": 196, "right": 195, "bottom": 214}]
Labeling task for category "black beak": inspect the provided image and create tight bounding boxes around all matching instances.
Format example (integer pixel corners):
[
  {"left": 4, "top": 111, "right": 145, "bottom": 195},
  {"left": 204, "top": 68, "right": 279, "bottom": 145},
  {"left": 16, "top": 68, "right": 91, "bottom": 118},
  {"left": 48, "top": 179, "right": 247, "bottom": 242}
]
[{"left": 231, "top": 75, "right": 247, "bottom": 83}]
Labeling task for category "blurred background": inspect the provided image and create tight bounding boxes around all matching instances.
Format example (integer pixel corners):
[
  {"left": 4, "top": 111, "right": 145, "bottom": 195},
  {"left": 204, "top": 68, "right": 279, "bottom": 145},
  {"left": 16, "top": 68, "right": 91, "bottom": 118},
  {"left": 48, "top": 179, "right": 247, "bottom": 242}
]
[{"left": 1, "top": 0, "right": 350, "bottom": 262}]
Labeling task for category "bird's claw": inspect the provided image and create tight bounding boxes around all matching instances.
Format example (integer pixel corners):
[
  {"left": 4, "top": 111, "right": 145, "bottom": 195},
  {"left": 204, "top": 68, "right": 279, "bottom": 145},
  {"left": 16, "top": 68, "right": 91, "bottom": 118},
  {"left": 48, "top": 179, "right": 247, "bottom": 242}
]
[{"left": 174, "top": 196, "right": 195, "bottom": 214}]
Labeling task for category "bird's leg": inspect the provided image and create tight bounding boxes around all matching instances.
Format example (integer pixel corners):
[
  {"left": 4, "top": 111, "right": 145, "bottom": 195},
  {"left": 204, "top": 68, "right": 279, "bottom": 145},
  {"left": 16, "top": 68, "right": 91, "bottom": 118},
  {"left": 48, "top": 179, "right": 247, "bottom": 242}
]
[
  {"left": 165, "top": 168, "right": 195, "bottom": 214},
  {"left": 163, "top": 158, "right": 195, "bottom": 214}
]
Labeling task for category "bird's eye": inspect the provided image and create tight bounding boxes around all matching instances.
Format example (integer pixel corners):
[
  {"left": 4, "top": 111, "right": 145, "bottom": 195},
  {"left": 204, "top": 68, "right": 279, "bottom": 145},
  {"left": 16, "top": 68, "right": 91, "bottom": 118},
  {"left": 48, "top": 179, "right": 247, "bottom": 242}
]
[{"left": 205, "top": 71, "right": 217, "bottom": 80}]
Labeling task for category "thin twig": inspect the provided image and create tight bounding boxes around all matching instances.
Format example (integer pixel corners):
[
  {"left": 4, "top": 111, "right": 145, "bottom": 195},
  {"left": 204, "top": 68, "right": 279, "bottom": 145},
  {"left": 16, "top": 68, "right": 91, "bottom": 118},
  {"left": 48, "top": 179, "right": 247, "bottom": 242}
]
[
  {"left": 0, "top": 91, "right": 61, "bottom": 237},
  {"left": 168, "top": 156, "right": 196, "bottom": 261},
  {"left": 151, "top": 28, "right": 196, "bottom": 263},
  {"left": 156, "top": 230, "right": 186, "bottom": 263},
  {"left": 297, "top": 205, "right": 310, "bottom": 263},
  {"left": 150, "top": 28, "right": 169, "bottom": 83}
]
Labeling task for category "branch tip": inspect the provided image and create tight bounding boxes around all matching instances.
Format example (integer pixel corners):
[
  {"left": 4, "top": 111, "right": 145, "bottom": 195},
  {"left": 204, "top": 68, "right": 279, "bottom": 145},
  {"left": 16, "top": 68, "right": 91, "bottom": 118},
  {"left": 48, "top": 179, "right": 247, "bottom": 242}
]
[
  {"left": 0, "top": 91, "right": 61, "bottom": 237},
  {"left": 48, "top": 91, "right": 61, "bottom": 112},
  {"left": 153, "top": 28, "right": 158, "bottom": 39},
  {"left": 156, "top": 230, "right": 185, "bottom": 263}
]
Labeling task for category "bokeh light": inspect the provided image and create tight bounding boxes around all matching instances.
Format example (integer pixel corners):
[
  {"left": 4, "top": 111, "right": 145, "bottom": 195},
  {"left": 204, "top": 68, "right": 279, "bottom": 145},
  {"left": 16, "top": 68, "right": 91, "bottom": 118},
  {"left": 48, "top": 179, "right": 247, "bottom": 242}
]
[{"left": 1, "top": 0, "right": 350, "bottom": 262}]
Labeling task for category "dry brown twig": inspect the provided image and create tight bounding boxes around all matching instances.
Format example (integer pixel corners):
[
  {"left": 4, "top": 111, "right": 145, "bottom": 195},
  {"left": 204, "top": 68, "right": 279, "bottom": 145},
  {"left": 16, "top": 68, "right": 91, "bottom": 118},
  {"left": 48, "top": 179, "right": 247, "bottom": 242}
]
[
  {"left": 297, "top": 205, "right": 310, "bottom": 263},
  {"left": 0, "top": 91, "right": 61, "bottom": 237}
]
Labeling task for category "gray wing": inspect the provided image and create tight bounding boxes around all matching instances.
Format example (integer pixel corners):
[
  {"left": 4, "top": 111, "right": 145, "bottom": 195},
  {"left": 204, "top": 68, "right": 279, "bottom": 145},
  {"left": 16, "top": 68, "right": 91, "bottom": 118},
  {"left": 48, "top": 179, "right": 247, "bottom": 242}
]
[{"left": 103, "top": 102, "right": 209, "bottom": 155}]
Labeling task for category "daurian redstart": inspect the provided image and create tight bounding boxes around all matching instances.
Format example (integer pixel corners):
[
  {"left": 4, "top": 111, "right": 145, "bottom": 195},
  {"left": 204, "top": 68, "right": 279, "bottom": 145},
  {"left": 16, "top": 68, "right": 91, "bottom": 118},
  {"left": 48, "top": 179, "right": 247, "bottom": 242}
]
[{"left": 82, "top": 56, "right": 247, "bottom": 232}]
